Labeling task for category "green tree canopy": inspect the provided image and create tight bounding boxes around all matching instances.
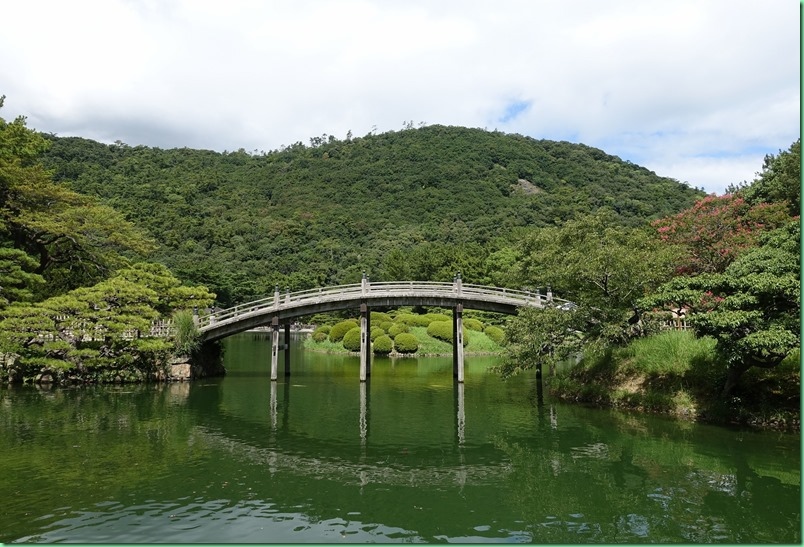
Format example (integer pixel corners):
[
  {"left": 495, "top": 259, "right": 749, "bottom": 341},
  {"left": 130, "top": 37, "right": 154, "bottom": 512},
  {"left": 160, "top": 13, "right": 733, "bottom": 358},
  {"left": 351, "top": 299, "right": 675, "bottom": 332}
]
[
  {"left": 642, "top": 221, "right": 800, "bottom": 395},
  {"left": 517, "top": 211, "right": 678, "bottom": 318},
  {"left": 731, "top": 139, "right": 800, "bottom": 216},
  {"left": 0, "top": 101, "right": 156, "bottom": 295}
]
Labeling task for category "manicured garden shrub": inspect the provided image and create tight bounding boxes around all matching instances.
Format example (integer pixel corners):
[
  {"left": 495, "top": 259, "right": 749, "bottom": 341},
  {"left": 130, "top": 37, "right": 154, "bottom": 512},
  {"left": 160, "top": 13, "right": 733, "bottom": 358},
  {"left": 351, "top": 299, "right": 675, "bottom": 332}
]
[
  {"left": 373, "top": 334, "right": 393, "bottom": 355},
  {"left": 395, "top": 313, "right": 418, "bottom": 326},
  {"left": 427, "top": 320, "right": 469, "bottom": 346},
  {"left": 423, "top": 312, "right": 451, "bottom": 325},
  {"left": 370, "top": 311, "right": 392, "bottom": 324},
  {"left": 484, "top": 325, "right": 505, "bottom": 345},
  {"left": 379, "top": 321, "right": 393, "bottom": 332},
  {"left": 370, "top": 326, "right": 385, "bottom": 341},
  {"left": 342, "top": 327, "right": 362, "bottom": 352},
  {"left": 427, "top": 320, "right": 453, "bottom": 342},
  {"left": 464, "top": 318, "right": 484, "bottom": 332},
  {"left": 394, "top": 332, "right": 419, "bottom": 354},
  {"left": 329, "top": 319, "right": 358, "bottom": 343},
  {"left": 311, "top": 330, "right": 328, "bottom": 343},
  {"left": 387, "top": 322, "right": 409, "bottom": 338},
  {"left": 315, "top": 325, "right": 331, "bottom": 334}
]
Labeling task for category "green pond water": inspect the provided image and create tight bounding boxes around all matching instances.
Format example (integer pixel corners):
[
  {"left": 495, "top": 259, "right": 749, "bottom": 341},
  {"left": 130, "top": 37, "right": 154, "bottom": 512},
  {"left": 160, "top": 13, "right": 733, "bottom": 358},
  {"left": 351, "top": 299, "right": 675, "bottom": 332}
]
[{"left": 0, "top": 332, "right": 800, "bottom": 543}]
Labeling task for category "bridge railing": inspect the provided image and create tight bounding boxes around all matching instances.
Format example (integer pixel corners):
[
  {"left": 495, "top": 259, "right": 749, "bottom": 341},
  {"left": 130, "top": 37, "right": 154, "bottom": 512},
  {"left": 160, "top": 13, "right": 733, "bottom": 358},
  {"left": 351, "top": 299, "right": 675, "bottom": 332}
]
[
  {"left": 196, "top": 281, "right": 568, "bottom": 330},
  {"left": 197, "top": 283, "right": 364, "bottom": 327}
]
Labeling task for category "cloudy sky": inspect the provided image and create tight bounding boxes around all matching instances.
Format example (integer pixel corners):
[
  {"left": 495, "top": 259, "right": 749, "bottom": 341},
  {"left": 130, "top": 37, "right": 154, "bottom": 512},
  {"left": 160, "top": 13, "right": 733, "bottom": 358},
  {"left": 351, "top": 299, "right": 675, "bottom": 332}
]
[{"left": 1, "top": 0, "right": 799, "bottom": 194}]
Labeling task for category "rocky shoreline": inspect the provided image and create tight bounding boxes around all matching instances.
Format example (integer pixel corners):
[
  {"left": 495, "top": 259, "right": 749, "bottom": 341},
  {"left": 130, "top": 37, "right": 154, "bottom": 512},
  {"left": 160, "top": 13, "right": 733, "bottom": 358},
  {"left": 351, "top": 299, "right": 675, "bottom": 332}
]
[{"left": 0, "top": 351, "right": 225, "bottom": 387}]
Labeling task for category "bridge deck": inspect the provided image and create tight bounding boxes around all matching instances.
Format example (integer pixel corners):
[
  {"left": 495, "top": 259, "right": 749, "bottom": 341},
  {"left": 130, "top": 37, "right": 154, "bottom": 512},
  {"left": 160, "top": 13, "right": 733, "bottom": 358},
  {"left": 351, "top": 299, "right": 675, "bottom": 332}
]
[{"left": 198, "top": 280, "right": 563, "bottom": 342}]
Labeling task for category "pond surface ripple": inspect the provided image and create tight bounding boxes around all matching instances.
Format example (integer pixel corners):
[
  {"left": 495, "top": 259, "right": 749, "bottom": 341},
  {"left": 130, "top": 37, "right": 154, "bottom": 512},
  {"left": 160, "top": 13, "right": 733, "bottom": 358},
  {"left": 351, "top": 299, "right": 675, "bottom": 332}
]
[{"left": 1, "top": 333, "right": 799, "bottom": 543}]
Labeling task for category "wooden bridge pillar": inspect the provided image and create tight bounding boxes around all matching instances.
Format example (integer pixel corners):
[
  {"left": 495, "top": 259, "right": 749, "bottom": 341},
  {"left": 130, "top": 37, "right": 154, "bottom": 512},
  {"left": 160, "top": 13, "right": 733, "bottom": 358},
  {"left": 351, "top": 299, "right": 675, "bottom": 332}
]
[
  {"left": 359, "top": 303, "right": 371, "bottom": 381},
  {"left": 453, "top": 303, "right": 464, "bottom": 382},
  {"left": 270, "top": 316, "right": 280, "bottom": 381},
  {"left": 284, "top": 323, "right": 291, "bottom": 376},
  {"left": 454, "top": 380, "right": 465, "bottom": 445}
]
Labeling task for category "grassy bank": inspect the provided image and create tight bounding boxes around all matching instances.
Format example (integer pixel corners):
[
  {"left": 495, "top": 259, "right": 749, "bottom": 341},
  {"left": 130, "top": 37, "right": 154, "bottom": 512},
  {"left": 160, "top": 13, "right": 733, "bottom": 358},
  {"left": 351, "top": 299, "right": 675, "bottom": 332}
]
[{"left": 549, "top": 330, "right": 800, "bottom": 431}]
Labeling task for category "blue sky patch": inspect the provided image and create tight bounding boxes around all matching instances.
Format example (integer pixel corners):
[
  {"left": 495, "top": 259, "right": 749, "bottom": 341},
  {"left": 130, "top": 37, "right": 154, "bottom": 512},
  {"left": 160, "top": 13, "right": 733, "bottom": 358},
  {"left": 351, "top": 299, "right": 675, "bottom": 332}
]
[{"left": 498, "top": 100, "right": 531, "bottom": 123}]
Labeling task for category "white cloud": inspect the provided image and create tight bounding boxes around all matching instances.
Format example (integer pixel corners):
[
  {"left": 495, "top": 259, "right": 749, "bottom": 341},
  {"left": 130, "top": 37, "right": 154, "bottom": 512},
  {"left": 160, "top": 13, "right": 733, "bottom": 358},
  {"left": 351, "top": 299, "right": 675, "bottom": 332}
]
[{"left": 0, "top": 0, "right": 798, "bottom": 193}]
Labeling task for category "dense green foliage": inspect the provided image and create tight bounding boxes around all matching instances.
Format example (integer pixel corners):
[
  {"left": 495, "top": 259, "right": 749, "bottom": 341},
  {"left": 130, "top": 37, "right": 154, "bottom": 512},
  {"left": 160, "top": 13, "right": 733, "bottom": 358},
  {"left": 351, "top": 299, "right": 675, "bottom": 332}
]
[
  {"left": 550, "top": 331, "right": 721, "bottom": 415},
  {"left": 328, "top": 320, "right": 358, "bottom": 343},
  {"left": 0, "top": 265, "right": 213, "bottom": 381},
  {"left": 306, "top": 310, "right": 505, "bottom": 356},
  {"left": 171, "top": 310, "right": 201, "bottom": 356},
  {"left": 387, "top": 322, "right": 409, "bottom": 338},
  {"left": 484, "top": 325, "right": 505, "bottom": 345},
  {"left": 341, "top": 327, "right": 362, "bottom": 352},
  {"left": 39, "top": 125, "right": 703, "bottom": 305},
  {"left": 643, "top": 221, "right": 800, "bottom": 395},
  {"left": 463, "top": 318, "right": 484, "bottom": 332},
  {"left": 0, "top": 99, "right": 155, "bottom": 297},
  {"left": 393, "top": 332, "right": 419, "bottom": 354},
  {"left": 504, "top": 139, "right": 800, "bottom": 419},
  {"left": 729, "top": 139, "right": 801, "bottom": 216},
  {"left": 0, "top": 102, "right": 216, "bottom": 383},
  {"left": 426, "top": 320, "right": 469, "bottom": 346},
  {"left": 372, "top": 334, "right": 393, "bottom": 355},
  {"left": 370, "top": 311, "right": 392, "bottom": 324}
]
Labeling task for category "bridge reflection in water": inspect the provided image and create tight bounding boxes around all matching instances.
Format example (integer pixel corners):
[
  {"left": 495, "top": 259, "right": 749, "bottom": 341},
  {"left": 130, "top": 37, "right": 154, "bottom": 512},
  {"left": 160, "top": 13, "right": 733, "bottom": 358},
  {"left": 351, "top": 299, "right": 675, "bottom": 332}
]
[
  {"left": 198, "top": 275, "right": 565, "bottom": 383},
  {"left": 268, "top": 379, "right": 468, "bottom": 451}
]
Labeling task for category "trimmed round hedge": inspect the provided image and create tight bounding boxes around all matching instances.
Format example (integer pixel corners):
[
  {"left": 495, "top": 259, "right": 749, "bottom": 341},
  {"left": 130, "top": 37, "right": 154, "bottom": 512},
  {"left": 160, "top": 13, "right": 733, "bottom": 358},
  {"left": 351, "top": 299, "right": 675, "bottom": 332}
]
[
  {"left": 394, "top": 332, "right": 419, "bottom": 354},
  {"left": 427, "top": 320, "right": 469, "bottom": 346},
  {"left": 387, "top": 322, "right": 409, "bottom": 338},
  {"left": 342, "top": 327, "right": 362, "bottom": 352},
  {"left": 316, "top": 325, "right": 332, "bottom": 334},
  {"left": 427, "top": 320, "right": 452, "bottom": 342},
  {"left": 423, "top": 312, "right": 451, "bottom": 325},
  {"left": 484, "top": 325, "right": 505, "bottom": 345},
  {"left": 395, "top": 313, "right": 418, "bottom": 326},
  {"left": 311, "top": 330, "right": 328, "bottom": 343},
  {"left": 329, "top": 319, "right": 358, "bottom": 343},
  {"left": 370, "top": 311, "right": 393, "bottom": 324},
  {"left": 379, "top": 321, "right": 393, "bottom": 333},
  {"left": 373, "top": 334, "right": 393, "bottom": 355},
  {"left": 464, "top": 318, "right": 484, "bottom": 332},
  {"left": 370, "top": 326, "right": 385, "bottom": 341}
]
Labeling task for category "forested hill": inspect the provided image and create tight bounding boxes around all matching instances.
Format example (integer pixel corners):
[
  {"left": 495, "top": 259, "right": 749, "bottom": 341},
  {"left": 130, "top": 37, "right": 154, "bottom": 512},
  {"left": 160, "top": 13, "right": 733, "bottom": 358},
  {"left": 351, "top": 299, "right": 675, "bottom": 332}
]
[{"left": 41, "top": 125, "right": 704, "bottom": 305}]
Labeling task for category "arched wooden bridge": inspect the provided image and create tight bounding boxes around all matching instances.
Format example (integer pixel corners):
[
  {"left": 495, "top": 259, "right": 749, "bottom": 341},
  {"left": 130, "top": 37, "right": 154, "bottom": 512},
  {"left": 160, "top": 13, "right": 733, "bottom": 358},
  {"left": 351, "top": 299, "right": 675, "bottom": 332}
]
[{"left": 196, "top": 276, "right": 567, "bottom": 383}]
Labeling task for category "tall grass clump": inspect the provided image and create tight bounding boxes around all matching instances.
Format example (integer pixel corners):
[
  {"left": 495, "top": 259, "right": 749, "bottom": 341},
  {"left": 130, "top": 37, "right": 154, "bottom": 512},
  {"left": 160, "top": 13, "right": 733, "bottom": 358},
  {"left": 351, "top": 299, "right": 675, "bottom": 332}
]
[
  {"left": 620, "top": 330, "right": 716, "bottom": 376},
  {"left": 172, "top": 310, "right": 201, "bottom": 356}
]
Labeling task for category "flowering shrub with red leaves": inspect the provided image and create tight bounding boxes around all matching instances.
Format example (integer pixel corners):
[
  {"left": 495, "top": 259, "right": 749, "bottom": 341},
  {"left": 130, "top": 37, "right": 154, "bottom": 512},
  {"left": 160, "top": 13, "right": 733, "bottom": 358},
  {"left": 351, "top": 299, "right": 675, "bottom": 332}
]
[{"left": 652, "top": 194, "right": 792, "bottom": 275}]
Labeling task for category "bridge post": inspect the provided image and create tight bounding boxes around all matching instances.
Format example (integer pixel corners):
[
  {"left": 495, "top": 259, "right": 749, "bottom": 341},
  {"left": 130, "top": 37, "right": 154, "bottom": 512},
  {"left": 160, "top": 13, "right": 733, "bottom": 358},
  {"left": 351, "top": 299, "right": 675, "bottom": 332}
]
[
  {"left": 453, "top": 303, "right": 464, "bottom": 382},
  {"left": 270, "top": 316, "right": 280, "bottom": 381},
  {"left": 285, "top": 287, "right": 291, "bottom": 305},
  {"left": 455, "top": 271, "right": 463, "bottom": 296},
  {"left": 273, "top": 285, "right": 280, "bottom": 308},
  {"left": 547, "top": 285, "right": 553, "bottom": 302},
  {"left": 454, "top": 380, "right": 465, "bottom": 445},
  {"left": 359, "top": 303, "right": 371, "bottom": 381},
  {"left": 284, "top": 323, "right": 291, "bottom": 376}
]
